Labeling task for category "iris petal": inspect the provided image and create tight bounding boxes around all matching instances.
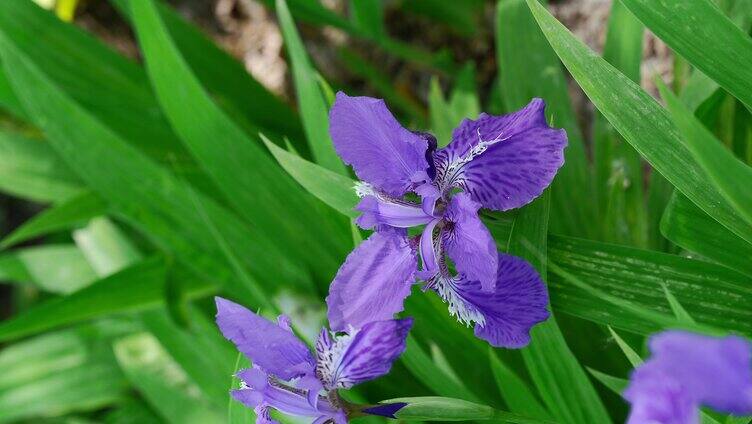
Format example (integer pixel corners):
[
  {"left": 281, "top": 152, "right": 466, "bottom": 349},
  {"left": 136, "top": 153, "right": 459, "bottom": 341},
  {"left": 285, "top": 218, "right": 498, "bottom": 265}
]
[
  {"left": 330, "top": 92, "right": 430, "bottom": 196},
  {"left": 433, "top": 253, "right": 549, "bottom": 348},
  {"left": 442, "top": 193, "right": 498, "bottom": 291},
  {"left": 326, "top": 229, "right": 418, "bottom": 331},
  {"left": 215, "top": 297, "right": 315, "bottom": 380},
  {"left": 434, "top": 98, "right": 566, "bottom": 211},
  {"left": 316, "top": 318, "right": 413, "bottom": 389},
  {"left": 625, "top": 331, "right": 752, "bottom": 420},
  {"left": 355, "top": 195, "right": 434, "bottom": 230}
]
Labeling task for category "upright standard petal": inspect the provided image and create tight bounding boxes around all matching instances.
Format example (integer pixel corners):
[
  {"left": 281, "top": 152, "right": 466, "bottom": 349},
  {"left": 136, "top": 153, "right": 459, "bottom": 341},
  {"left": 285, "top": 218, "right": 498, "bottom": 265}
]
[
  {"left": 326, "top": 230, "right": 418, "bottom": 331},
  {"left": 215, "top": 297, "right": 315, "bottom": 380},
  {"left": 433, "top": 253, "right": 549, "bottom": 348},
  {"left": 330, "top": 92, "right": 430, "bottom": 195},
  {"left": 442, "top": 193, "right": 498, "bottom": 291},
  {"left": 434, "top": 98, "right": 566, "bottom": 211},
  {"left": 641, "top": 331, "right": 752, "bottom": 415},
  {"left": 316, "top": 318, "right": 413, "bottom": 389}
]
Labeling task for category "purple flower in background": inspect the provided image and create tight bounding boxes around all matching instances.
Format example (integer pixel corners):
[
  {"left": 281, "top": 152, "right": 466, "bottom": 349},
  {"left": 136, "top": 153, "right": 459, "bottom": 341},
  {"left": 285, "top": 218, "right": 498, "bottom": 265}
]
[
  {"left": 215, "top": 297, "right": 412, "bottom": 424},
  {"left": 326, "top": 92, "right": 565, "bottom": 348},
  {"left": 624, "top": 331, "right": 752, "bottom": 424}
]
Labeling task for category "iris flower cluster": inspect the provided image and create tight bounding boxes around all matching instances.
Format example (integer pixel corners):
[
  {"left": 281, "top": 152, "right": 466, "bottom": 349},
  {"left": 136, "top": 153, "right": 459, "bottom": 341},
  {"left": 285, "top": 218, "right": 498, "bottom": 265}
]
[{"left": 214, "top": 93, "right": 752, "bottom": 424}]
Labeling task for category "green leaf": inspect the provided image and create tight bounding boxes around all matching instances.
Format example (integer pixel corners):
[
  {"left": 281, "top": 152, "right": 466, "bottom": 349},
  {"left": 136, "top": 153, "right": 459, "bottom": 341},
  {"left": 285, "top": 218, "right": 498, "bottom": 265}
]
[
  {"left": 661, "top": 192, "right": 752, "bottom": 277},
  {"left": 261, "top": 134, "right": 358, "bottom": 218},
  {"left": 593, "top": 0, "right": 647, "bottom": 247},
  {"left": 400, "top": 336, "right": 479, "bottom": 401},
  {"left": 496, "top": 0, "right": 593, "bottom": 239},
  {"left": 607, "top": 327, "right": 642, "bottom": 367},
  {"left": 276, "top": 0, "right": 347, "bottom": 175},
  {"left": 488, "top": 349, "right": 551, "bottom": 420},
  {"left": 507, "top": 191, "right": 611, "bottom": 424},
  {"left": 0, "top": 130, "right": 82, "bottom": 203},
  {"left": 0, "top": 0, "right": 189, "bottom": 163},
  {"left": 337, "top": 47, "right": 427, "bottom": 124},
  {"left": 658, "top": 80, "right": 752, "bottom": 227},
  {"left": 383, "top": 396, "right": 552, "bottom": 423},
  {"left": 428, "top": 64, "right": 480, "bottom": 147},
  {"left": 0, "top": 191, "right": 106, "bottom": 249},
  {"left": 0, "top": 245, "right": 97, "bottom": 294},
  {"left": 662, "top": 285, "right": 696, "bottom": 325},
  {"left": 546, "top": 236, "right": 752, "bottom": 336},
  {"left": 141, "top": 308, "right": 235, "bottom": 410},
  {"left": 129, "top": 0, "right": 349, "bottom": 283},
  {"left": 586, "top": 368, "right": 628, "bottom": 395},
  {"left": 110, "top": 0, "right": 306, "bottom": 148},
  {"left": 524, "top": 0, "right": 752, "bottom": 245},
  {"left": 228, "top": 353, "right": 253, "bottom": 424},
  {"left": 0, "top": 258, "right": 167, "bottom": 342},
  {"left": 73, "top": 217, "right": 143, "bottom": 276},
  {"left": 349, "top": 0, "right": 385, "bottom": 41},
  {"left": 0, "top": 327, "right": 128, "bottom": 423},
  {"left": 113, "top": 333, "right": 224, "bottom": 424},
  {"left": 0, "top": 24, "right": 305, "bottom": 305},
  {"left": 620, "top": 0, "right": 752, "bottom": 110}
]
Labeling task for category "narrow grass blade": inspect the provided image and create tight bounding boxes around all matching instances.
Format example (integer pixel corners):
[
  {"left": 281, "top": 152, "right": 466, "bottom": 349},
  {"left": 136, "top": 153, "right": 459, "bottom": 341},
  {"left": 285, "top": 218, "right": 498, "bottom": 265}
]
[
  {"left": 113, "top": 333, "right": 224, "bottom": 424},
  {"left": 0, "top": 258, "right": 166, "bottom": 342},
  {"left": 661, "top": 192, "right": 752, "bottom": 277},
  {"left": 508, "top": 191, "right": 612, "bottom": 424},
  {"left": 546, "top": 236, "right": 752, "bottom": 336},
  {"left": 621, "top": 0, "right": 752, "bottom": 110},
  {"left": 489, "top": 349, "right": 552, "bottom": 420},
  {"left": 496, "top": 0, "right": 592, "bottom": 239},
  {"left": 129, "top": 0, "right": 349, "bottom": 282},
  {"left": 276, "top": 0, "right": 347, "bottom": 175},
  {"left": 262, "top": 134, "right": 358, "bottom": 218},
  {"left": 0, "top": 191, "right": 106, "bottom": 249},
  {"left": 524, "top": 0, "right": 752, "bottom": 245},
  {"left": 401, "top": 336, "right": 479, "bottom": 401},
  {"left": 593, "top": 0, "right": 647, "bottom": 247},
  {"left": 658, "top": 81, "right": 752, "bottom": 227},
  {"left": 0, "top": 130, "right": 82, "bottom": 203}
]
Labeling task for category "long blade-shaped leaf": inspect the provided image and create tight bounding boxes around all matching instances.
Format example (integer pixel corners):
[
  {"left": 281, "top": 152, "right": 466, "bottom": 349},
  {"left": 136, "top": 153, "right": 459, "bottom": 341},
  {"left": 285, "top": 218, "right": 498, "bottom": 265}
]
[
  {"left": 0, "top": 258, "right": 166, "bottom": 342},
  {"left": 592, "top": 0, "right": 647, "bottom": 247},
  {"left": 661, "top": 192, "right": 752, "bottom": 277},
  {"left": 547, "top": 235, "right": 752, "bottom": 337},
  {"left": 276, "top": 0, "right": 347, "bottom": 175},
  {"left": 0, "top": 29, "right": 306, "bottom": 305},
  {"left": 620, "top": 0, "right": 752, "bottom": 110},
  {"left": 525, "top": 0, "right": 752, "bottom": 245},
  {"left": 658, "top": 81, "right": 752, "bottom": 226},
  {"left": 496, "top": 0, "right": 592, "bottom": 238},
  {"left": 0, "top": 191, "right": 106, "bottom": 249},
  {"left": 508, "top": 191, "right": 612, "bottom": 424},
  {"left": 0, "top": 130, "right": 82, "bottom": 203},
  {"left": 0, "top": 0, "right": 188, "bottom": 162},
  {"left": 129, "top": 0, "right": 349, "bottom": 282},
  {"left": 110, "top": 0, "right": 306, "bottom": 147}
]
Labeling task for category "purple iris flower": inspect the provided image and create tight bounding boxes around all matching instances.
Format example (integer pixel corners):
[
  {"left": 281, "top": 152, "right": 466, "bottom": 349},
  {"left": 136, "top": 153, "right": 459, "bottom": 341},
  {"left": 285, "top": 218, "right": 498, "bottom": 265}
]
[
  {"left": 215, "top": 297, "right": 412, "bottom": 424},
  {"left": 326, "top": 92, "right": 566, "bottom": 348},
  {"left": 624, "top": 331, "right": 752, "bottom": 424}
]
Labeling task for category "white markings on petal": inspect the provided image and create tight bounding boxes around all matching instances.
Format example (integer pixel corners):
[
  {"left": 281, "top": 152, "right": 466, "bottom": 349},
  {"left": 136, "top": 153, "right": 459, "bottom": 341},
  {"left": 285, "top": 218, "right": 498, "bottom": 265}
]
[
  {"left": 432, "top": 275, "right": 486, "bottom": 327},
  {"left": 315, "top": 327, "right": 360, "bottom": 390},
  {"left": 436, "top": 130, "right": 511, "bottom": 192}
]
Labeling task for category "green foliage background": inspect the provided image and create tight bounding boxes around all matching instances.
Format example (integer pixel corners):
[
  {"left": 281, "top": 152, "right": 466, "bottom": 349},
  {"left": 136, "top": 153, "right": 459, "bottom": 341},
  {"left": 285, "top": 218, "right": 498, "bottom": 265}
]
[{"left": 0, "top": 0, "right": 750, "bottom": 422}]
